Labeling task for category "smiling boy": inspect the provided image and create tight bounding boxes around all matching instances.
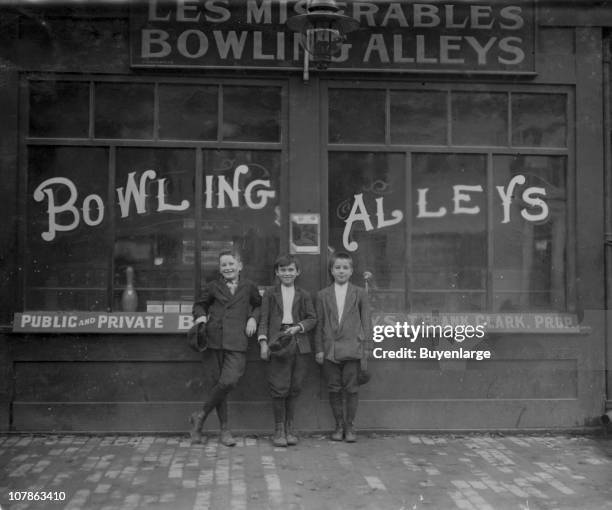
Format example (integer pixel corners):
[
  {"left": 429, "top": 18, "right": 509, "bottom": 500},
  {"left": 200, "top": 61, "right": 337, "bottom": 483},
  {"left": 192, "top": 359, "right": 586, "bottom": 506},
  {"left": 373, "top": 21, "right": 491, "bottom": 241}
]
[
  {"left": 189, "top": 249, "right": 261, "bottom": 446},
  {"left": 257, "top": 254, "right": 316, "bottom": 447}
]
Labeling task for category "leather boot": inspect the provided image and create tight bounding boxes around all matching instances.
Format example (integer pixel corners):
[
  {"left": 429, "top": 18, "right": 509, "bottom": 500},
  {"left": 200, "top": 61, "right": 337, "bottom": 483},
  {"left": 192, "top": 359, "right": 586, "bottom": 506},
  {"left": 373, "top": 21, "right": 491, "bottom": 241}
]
[
  {"left": 285, "top": 422, "right": 298, "bottom": 446},
  {"left": 215, "top": 398, "right": 235, "bottom": 446},
  {"left": 273, "top": 423, "right": 288, "bottom": 447},
  {"left": 329, "top": 392, "right": 344, "bottom": 441},
  {"left": 189, "top": 410, "right": 206, "bottom": 444},
  {"left": 220, "top": 428, "right": 236, "bottom": 447},
  {"left": 344, "top": 392, "right": 359, "bottom": 443},
  {"left": 285, "top": 396, "right": 298, "bottom": 446},
  {"left": 216, "top": 399, "right": 228, "bottom": 428},
  {"left": 272, "top": 398, "right": 287, "bottom": 447},
  {"left": 190, "top": 378, "right": 229, "bottom": 445}
]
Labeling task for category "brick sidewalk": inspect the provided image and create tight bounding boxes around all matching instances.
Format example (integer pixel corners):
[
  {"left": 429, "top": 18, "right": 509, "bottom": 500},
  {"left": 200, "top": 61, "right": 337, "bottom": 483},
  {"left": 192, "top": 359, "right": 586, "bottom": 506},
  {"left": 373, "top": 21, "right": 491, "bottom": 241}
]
[{"left": 1, "top": 433, "right": 611, "bottom": 510}]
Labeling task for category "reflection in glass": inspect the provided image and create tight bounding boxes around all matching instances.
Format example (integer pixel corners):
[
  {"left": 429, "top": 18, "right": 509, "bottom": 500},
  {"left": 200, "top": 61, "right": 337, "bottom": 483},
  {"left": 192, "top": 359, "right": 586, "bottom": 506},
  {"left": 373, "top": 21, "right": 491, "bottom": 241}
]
[
  {"left": 26, "top": 146, "right": 109, "bottom": 311},
  {"left": 451, "top": 92, "right": 507, "bottom": 146},
  {"left": 390, "top": 90, "right": 446, "bottom": 145},
  {"left": 159, "top": 84, "right": 218, "bottom": 140},
  {"left": 492, "top": 155, "right": 566, "bottom": 311},
  {"left": 113, "top": 148, "right": 195, "bottom": 310},
  {"left": 200, "top": 150, "right": 281, "bottom": 286},
  {"left": 328, "top": 152, "right": 405, "bottom": 311},
  {"left": 411, "top": 154, "right": 487, "bottom": 312},
  {"left": 512, "top": 93, "right": 567, "bottom": 147},
  {"left": 30, "top": 81, "right": 89, "bottom": 138},
  {"left": 329, "top": 89, "right": 385, "bottom": 144},
  {"left": 222, "top": 86, "right": 281, "bottom": 142},
  {"left": 95, "top": 83, "right": 154, "bottom": 139}
]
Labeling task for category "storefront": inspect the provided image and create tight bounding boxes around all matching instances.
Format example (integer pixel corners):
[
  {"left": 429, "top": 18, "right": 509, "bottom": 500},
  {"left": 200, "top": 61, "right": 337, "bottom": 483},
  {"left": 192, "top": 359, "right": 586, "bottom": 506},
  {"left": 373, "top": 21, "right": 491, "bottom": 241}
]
[{"left": 0, "top": 0, "right": 610, "bottom": 432}]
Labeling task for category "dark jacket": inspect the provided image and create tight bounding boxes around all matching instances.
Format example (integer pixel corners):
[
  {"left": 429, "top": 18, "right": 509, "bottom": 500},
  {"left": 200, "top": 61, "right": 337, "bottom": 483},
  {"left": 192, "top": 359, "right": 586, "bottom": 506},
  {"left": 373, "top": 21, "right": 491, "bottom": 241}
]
[
  {"left": 314, "top": 283, "right": 372, "bottom": 362},
  {"left": 193, "top": 277, "right": 262, "bottom": 352},
  {"left": 257, "top": 285, "right": 317, "bottom": 354}
]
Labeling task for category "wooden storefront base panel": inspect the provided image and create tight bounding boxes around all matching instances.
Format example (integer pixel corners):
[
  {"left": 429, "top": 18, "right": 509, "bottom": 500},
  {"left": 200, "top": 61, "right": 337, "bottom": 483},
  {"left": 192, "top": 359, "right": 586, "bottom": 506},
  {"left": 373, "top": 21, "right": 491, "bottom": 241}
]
[
  {"left": 11, "top": 402, "right": 285, "bottom": 434},
  {"left": 12, "top": 358, "right": 322, "bottom": 407},
  {"left": 11, "top": 398, "right": 587, "bottom": 433},
  {"left": 360, "top": 359, "right": 578, "bottom": 400},
  {"left": 0, "top": 404, "right": 9, "bottom": 432},
  {"left": 339, "top": 399, "right": 587, "bottom": 431}
]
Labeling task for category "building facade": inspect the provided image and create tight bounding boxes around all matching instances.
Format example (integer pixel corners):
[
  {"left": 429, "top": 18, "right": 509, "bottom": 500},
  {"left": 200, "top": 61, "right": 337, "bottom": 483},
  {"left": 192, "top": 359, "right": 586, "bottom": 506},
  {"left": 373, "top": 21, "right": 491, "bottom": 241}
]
[{"left": 0, "top": 0, "right": 611, "bottom": 432}]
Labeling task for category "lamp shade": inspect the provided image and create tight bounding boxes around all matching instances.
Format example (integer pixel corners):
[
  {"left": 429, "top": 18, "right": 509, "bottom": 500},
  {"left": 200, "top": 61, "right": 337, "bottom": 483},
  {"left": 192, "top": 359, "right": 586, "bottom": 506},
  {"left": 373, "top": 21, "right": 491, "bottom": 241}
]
[{"left": 286, "top": 0, "right": 359, "bottom": 69}]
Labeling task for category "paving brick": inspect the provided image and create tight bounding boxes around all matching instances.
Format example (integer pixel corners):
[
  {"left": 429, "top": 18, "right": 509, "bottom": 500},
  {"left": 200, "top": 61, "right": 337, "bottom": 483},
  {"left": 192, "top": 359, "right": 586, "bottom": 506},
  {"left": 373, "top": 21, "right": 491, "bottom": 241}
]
[{"left": 0, "top": 433, "right": 611, "bottom": 509}]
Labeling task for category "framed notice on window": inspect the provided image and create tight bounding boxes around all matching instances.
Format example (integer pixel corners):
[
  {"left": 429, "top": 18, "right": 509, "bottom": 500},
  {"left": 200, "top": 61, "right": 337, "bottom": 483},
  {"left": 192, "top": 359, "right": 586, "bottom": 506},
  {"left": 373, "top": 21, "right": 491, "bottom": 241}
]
[{"left": 290, "top": 214, "right": 320, "bottom": 254}]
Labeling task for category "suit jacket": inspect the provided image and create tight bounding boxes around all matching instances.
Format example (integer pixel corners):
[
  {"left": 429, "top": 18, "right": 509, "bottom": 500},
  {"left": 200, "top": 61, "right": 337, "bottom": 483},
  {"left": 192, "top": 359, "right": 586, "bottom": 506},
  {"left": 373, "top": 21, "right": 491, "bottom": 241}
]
[
  {"left": 314, "top": 283, "right": 372, "bottom": 362},
  {"left": 257, "top": 285, "right": 317, "bottom": 354},
  {"left": 193, "top": 277, "right": 262, "bottom": 352}
]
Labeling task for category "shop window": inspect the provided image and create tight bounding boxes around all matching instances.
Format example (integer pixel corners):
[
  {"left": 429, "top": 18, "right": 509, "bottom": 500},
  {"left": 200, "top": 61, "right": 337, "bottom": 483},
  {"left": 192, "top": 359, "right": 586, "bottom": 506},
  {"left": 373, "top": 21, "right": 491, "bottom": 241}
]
[
  {"left": 200, "top": 150, "right": 281, "bottom": 287},
  {"left": 23, "top": 77, "right": 284, "bottom": 313},
  {"left": 328, "top": 152, "right": 406, "bottom": 311},
  {"left": 328, "top": 150, "right": 567, "bottom": 313},
  {"left": 222, "top": 86, "right": 281, "bottom": 142},
  {"left": 492, "top": 155, "right": 567, "bottom": 311},
  {"left": 327, "top": 85, "right": 570, "bottom": 314},
  {"left": 29, "top": 81, "right": 89, "bottom": 138},
  {"left": 94, "top": 82, "right": 154, "bottom": 139},
  {"left": 411, "top": 154, "right": 487, "bottom": 312},
  {"left": 113, "top": 148, "right": 195, "bottom": 311},
  {"left": 390, "top": 90, "right": 447, "bottom": 145},
  {"left": 512, "top": 94, "right": 567, "bottom": 147},
  {"left": 328, "top": 89, "right": 385, "bottom": 144},
  {"left": 451, "top": 92, "right": 508, "bottom": 146},
  {"left": 159, "top": 84, "right": 218, "bottom": 141},
  {"left": 26, "top": 146, "right": 109, "bottom": 311}
]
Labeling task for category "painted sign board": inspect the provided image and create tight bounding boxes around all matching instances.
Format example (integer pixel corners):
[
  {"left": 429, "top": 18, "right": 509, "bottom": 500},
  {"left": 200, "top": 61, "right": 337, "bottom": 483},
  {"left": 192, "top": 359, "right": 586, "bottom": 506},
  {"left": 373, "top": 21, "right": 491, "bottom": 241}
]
[
  {"left": 372, "top": 313, "right": 582, "bottom": 334},
  {"left": 130, "top": 0, "right": 536, "bottom": 74},
  {"left": 13, "top": 311, "right": 581, "bottom": 334},
  {"left": 13, "top": 312, "right": 194, "bottom": 334}
]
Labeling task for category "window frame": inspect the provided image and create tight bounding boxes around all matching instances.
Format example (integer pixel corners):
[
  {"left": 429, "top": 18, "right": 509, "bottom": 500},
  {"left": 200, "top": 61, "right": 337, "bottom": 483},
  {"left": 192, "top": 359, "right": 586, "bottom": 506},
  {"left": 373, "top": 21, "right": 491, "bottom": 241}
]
[
  {"left": 18, "top": 73, "right": 289, "bottom": 312},
  {"left": 322, "top": 80, "right": 576, "bottom": 313}
]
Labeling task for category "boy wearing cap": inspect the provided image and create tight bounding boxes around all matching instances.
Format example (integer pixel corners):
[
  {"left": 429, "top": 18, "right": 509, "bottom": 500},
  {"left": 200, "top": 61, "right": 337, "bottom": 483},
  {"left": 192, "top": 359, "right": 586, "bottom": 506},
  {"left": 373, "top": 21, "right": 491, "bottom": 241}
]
[{"left": 258, "top": 254, "right": 316, "bottom": 447}]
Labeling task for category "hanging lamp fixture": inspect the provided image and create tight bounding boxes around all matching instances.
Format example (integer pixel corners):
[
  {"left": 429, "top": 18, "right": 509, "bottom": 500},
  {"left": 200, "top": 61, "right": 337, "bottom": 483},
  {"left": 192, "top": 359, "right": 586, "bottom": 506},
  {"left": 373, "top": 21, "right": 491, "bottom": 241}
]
[{"left": 287, "top": 0, "right": 359, "bottom": 76}]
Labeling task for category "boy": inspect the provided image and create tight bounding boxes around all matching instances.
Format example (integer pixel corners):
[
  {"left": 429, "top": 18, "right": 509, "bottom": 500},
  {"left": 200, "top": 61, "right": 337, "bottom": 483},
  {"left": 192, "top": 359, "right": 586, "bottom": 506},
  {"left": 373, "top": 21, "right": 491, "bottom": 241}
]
[
  {"left": 258, "top": 254, "right": 316, "bottom": 447},
  {"left": 189, "top": 249, "right": 262, "bottom": 446},
  {"left": 315, "top": 251, "right": 372, "bottom": 443}
]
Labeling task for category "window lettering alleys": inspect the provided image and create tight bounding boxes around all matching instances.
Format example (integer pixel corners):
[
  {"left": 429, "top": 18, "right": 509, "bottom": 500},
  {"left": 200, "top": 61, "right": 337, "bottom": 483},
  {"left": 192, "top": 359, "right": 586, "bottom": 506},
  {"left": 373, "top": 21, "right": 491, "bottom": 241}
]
[
  {"left": 32, "top": 165, "right": 277, "bottom": 241},
  {"left": 342, "top": 173, "right": 549, "bottom": 252}
]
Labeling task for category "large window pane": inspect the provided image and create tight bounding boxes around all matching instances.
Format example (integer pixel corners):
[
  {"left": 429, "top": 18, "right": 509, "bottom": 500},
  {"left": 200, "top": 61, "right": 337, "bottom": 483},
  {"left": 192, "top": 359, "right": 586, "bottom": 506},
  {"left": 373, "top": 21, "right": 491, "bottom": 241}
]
[
  {"left": 200, "top": 150, "right": 281, "bottom": 286},
  {"left": 328, "top": 152, "right": 405, "bottom": 312},
  {"left": 26, "top": 146, "right": 109, "bottom": 310},
  {"left": 114, "top": 148, "right": 195, "bottom": 311},
  {"left": 492, "top": 155, "right": 566, "bottom": 311},
  {"left": 390, "top": 90, "right": 446, "bottom": 145},
  {"left": 159, "top": 84, "right": 218, "bottom": 140},
  {"left": 512, "top": 93, "right": 567, "bottom": 147},
  {"left": 95, "top": 83, "right": 154, "bottom": 139},
  {"left": 451, "top": 92, "right": 507, "bottom": 146},
  {"left": 29, "top": 81, "right": 89, "bottom": 138},
  {"left": 222, "top": 86, "right": 281, "bottom": 142},
  {"left": 411, "top": 154, "right": 487, "bottom": 312},
  {"left": 329, "top": 89, "right": 385, "bottom": 144}
]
